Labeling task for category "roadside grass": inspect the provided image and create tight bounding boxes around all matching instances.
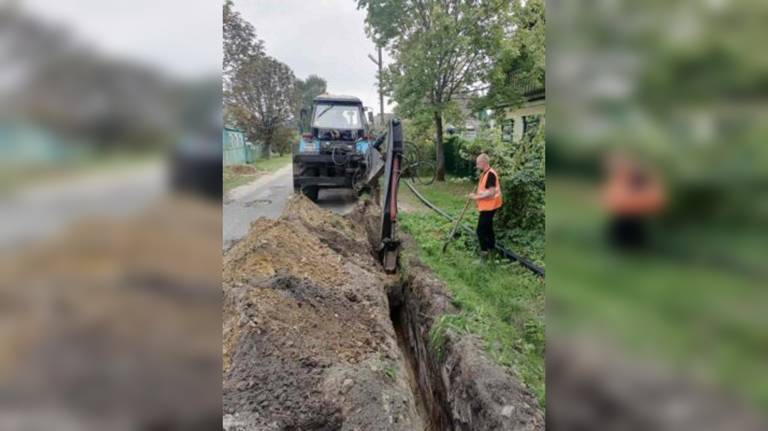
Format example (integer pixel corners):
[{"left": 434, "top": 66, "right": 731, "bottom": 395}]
[
  {"left": 223, "top": 154, "right": 291, "bottom": 192},
  {"left": 399, "top": 179, "right": 545, "bottom": 406},
  {"left": 547, "top": 175, "right": 768, "bottom": 411},
  {"left": 400, "top": 178, "right": 544, "bottom": 265},
  {"left": 0, "top": 151, "right": 161, "bottom": 193}
]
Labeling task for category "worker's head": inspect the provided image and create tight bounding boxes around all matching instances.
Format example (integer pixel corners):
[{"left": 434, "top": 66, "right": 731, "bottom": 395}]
[{"left": 476, "top": 153, "right": 490, "bottom": 172}]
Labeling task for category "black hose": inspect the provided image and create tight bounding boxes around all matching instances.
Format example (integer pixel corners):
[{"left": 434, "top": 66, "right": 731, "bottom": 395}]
[{"left": 403, "top": 180, "right": 545, "bottom": 277}]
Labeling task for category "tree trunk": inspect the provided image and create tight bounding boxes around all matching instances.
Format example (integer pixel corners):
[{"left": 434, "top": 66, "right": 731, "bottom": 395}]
[
  {"left": 434, "top": 111, "right": 446, "bottom": 182},
  {"left": 261, "top": 136, "right": 271, "bottom": 159}
]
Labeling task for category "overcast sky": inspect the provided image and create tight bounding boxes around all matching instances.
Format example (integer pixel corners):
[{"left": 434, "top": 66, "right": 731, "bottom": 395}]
[
  {"left": 19, "top": 0, "right": 222, "bottom": 79},
  {"left": 18, "top": 0, "right": 393, "bottom": 111},
  {"left": 234, "top": 0, "right": 394, "bottom": 112}
]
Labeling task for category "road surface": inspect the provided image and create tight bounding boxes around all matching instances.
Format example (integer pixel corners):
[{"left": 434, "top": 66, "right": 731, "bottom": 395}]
[
  {"left": 223, "top": 163, "right": 358, "bottom": 251},
  {"left": 0, "top": 161, "right": 166, "bottom": 251}
]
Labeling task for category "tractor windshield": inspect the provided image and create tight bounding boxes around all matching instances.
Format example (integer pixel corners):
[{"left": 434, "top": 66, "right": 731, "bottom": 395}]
[{"left": 312, "top": 104, "right": 362, "bottom": 129}]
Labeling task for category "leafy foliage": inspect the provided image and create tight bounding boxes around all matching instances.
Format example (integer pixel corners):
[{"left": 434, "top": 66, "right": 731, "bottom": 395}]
[
  {"left": 223, "top": 1, "right": 297, "bottom": 159},
  {"left": 356, "top": 0, "right": 511, "bottom": 181},
  {"left": 227, "top": 56, "right": 297, "bottom": 158},
  {"left": 476, "top": 0, "right": 545, "bottom": 112},
  {"left": 223, "top": 0, "right": 263, "bottom": 81},
  {"left": 455, "top": 123, "right": 546, "bottom": 259}
]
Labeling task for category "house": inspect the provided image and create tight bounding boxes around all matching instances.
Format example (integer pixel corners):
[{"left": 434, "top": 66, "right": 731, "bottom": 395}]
[{"left": 499, "top": 74, "right": 545, "bottom": 144}]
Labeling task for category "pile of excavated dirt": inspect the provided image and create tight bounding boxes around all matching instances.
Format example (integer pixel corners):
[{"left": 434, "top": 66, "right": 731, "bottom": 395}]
[
  {"left": 223, "top": 194, "right": 424, "bottom": 430},
  {"left": 547, "top": 336, "right": 768, "bottom": 431},
  {"left": 0, "top": 197, "right": 222, "bottom": 430},
  {"left": 224, "top": 193, "right": 545, "bottom": 430}
]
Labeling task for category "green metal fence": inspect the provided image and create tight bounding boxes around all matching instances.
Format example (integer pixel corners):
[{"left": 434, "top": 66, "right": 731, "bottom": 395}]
[{"left": 223, "top": 127, "right": 262, "bottom": 165}]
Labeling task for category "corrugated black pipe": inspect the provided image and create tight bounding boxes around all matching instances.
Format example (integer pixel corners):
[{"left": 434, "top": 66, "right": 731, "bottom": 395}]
[{"left": 403, "top": 180, "right": 545, "bottom": 277}]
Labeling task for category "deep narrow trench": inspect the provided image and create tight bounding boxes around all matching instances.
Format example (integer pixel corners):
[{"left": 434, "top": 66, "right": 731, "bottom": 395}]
[{"left": 388, "top": 284, "right": 443, "bottom": 431}]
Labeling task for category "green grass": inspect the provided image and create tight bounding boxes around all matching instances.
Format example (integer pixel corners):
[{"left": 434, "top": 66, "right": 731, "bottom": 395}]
[
  {"left": 399, "top": 179, "right": 545, "bottom": 406},
  {"left": 0, "top": 152, "right": 161, "bottom": 193},
  {"left": 400, "top": 178, "right": 545, "bottom": 266},
  {"left": 253, "top": 154, "right": 291, "bottom": 172},
  {"left": 223, "top": 154, "right": 290, "bottom": 192},
  {"left": 547, "top": 175, "right": 768, "bottom": 411}
]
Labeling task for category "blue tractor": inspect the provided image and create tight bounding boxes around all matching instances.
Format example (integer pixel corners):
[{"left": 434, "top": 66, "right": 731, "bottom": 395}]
[{"left": 293, "top": 94, "right": 380, "bottom": 202}]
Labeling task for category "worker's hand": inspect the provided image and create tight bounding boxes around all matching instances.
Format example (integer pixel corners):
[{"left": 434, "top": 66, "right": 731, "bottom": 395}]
[{"left": 468, "top": 192, "right": 477, "bottom": 200}]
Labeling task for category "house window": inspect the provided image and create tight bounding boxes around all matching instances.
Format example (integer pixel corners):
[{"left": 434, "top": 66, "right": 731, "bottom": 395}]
[
  {"left": 501, "top": 119, "right": 515, "bottom": 143},
  {"left": 523, "top": 115, "right": 541, "bottom": 140}
]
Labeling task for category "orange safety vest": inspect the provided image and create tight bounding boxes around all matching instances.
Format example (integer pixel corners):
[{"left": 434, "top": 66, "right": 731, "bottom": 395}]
[{"left": 477, "top": 167, "right": 502, "bottom": 211}]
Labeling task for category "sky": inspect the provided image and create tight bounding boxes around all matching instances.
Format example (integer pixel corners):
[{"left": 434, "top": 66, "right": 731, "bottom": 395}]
[
  {"left": 18, "top": 0, "right": 222, "bottom": 79},
  {"left": 234, "top": 0, "right": 395, "bottom": 112},
  {"left": 17, "top": 0, "right": 394, "bottom": 111}
]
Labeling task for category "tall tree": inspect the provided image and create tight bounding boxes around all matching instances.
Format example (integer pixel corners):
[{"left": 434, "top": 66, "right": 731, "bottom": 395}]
[
  {"left": 223, "top": 1, "right": 297, "bottom": 158},
  {"left": 357, "top": 0, "right": 509, "bottom": 181},
  {"left": 223, "top": 0, "right": 262, "bottom": 83},
  {"left": 479, "top": 0, "right": 544, "bottom": 111},
  {"left": 228, "top": 56, "right": 297, "bottom": 158}
]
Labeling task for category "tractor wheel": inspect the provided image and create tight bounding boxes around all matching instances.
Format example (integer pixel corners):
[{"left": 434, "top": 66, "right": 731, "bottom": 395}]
[
  {"left": 303, "top": 186, "right": 319, "bottom": 202},
  {"left": 301, "top": 167, "right": 320, "bottom": 202}
]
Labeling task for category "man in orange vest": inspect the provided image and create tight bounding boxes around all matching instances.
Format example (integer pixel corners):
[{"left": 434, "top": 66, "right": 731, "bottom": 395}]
[{"left": 468, "top": 153, "right": 503, "bottom": 260}]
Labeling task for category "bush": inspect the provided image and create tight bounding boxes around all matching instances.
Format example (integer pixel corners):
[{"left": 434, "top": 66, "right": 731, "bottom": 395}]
[
  {"left": 457, "top": 123, "right": 545, "bottom": 253},
  {"left": 444, "top": 135, "right": 475, "bottom": 177}
]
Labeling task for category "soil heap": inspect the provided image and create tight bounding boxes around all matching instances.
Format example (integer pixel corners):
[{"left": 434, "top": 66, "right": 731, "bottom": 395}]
[
  {"left": 0, "top": 197, "right": 222, "bottom": 430},
  {"left": 223, "top": 195, "right": 424, "bottom": 430}
]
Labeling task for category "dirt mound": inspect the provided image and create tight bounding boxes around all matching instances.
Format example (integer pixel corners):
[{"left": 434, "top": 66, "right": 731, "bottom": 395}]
[
  {"left": 0, "top": 197, "right": 222, "bottom": 429},
  {"left": 224, "top": 275, "right": 390, "bottom": 428},
  {"left": 223, "top": 195, "right": 424, "bottom": 430},
  {"left": 548, "top": 337, "right": 768, "bottom": 431},
  {"left": 223, "top": 218, "right": 346, "bottom": 288},
  {"left": 283, "top": 195, "right": 378, "bottom": 262}
]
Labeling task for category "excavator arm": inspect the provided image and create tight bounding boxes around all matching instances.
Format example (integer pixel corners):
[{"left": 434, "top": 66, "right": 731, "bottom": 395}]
[{"left": 358, "top": 118, "right": 403, "bottom": 273}]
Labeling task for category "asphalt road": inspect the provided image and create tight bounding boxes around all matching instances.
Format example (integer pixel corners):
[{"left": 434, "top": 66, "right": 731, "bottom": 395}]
[
  {"left": 0, "top": 162, "right": 166, "bottom": 251},
  {"left": 223, "top": 163, "right": 358, "bottom": 251}
]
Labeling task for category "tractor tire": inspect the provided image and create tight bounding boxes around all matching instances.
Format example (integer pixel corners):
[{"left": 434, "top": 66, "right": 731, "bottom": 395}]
[
  {"left": 301, "top": 167, "right": 320, "bottom": 202},
  {"left": 303, "top": 186, "right": 319, "bottom": 202}
]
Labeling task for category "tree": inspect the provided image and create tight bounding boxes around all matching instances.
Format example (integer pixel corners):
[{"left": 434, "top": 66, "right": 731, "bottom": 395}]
[
  {"left": 477, "top": 0, "right": 544, "bottom": 112},
  {"left": 223, "top": 0, "right": 297, "bottom": 159},
  {"left": 294, "top": 74, "right": 327, "bottom": 130},
  {"left": 228, "top": 56, "right": 297, "bottom": 158},
  {"left": 357, "top": 0, "right": 509, "bottom": 181},
  {"left": 223, "top": 0, "right": 262, "bottom": 83}
]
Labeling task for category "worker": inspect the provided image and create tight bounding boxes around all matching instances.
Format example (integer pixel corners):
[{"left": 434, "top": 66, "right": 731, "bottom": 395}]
[
  {"left": 600, "top": 151, "right": 666, "bottom": 250},
  {"left": 468, "top": 153, "right": 503, "bottom": 261}
]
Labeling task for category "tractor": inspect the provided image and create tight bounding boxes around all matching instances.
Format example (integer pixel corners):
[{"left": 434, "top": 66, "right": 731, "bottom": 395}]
[{"left": 293, "top": 94, "right": 378, "bottom": 202}]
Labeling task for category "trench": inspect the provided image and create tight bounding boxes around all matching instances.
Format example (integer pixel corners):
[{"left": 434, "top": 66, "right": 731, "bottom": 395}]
[{"left": 387, "top": 282, "right": 447, "bottom": 431}]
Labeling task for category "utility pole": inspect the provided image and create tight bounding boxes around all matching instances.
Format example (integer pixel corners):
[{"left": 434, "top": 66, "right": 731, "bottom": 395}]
[{"left": 367, "top": 46, "right": 385, "bottom": 127}]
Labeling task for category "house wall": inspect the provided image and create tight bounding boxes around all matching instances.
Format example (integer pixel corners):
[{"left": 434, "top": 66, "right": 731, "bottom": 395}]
[{"left": 504, "top": 99, "right": 546, "bottom": 143}]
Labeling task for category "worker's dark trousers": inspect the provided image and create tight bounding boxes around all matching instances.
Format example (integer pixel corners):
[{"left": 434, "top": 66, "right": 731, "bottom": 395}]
[{"left": 476, "top": 209, "right": 496, "bottom": 252}]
